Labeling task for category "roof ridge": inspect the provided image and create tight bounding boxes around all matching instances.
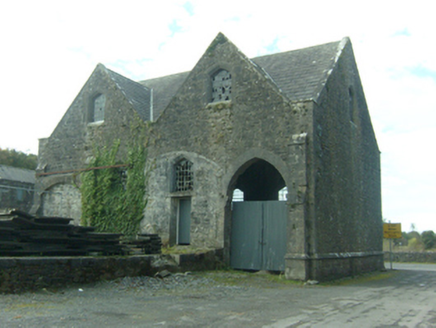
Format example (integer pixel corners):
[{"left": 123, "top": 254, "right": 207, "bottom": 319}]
[
  {"left": 251, "top": 39, "right": 342, "bottom": 61},
  {"left": 136, "top": 39, "right": 344, "bottom": 85},
  {"left": 103, "top": 66, "right": 151, "bottom": 121},
  {"left": 106, "top": 67, "right": 150, "bottom": 90},
  {"left": 138, "top": 70, "right": 190, "bottom": 84},
  {"left": 0, "top": 164, "right": 35, "bottom": 172},
  {"left": 102, "top": 37, "right": 350, "bottom": 117}
]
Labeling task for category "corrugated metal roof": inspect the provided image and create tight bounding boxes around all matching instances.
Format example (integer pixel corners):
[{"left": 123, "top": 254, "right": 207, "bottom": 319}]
[{"left": 0, "top": 165, "right": 35, "bottom": 184}]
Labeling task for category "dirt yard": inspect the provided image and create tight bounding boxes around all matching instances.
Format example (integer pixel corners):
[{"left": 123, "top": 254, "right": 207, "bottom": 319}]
[{"left": 1, "top": 263, "right": 436, "bottom": 327}]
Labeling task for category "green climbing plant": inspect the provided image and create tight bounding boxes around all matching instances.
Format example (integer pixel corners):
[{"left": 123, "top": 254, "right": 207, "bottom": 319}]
[{"left": 80, "top": 120, "right": 149, "bottom": 238}]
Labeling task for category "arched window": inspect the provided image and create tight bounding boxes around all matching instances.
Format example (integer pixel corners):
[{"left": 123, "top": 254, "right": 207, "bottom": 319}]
[
  {"left": 92, "top": 94, "right": 105, "bottom": 122},
  {"left": 174, "top": 159, "right": 193, "bottom": 192},
  {"left": 211, "top": 69, "right": 232, "bottom": 102}
]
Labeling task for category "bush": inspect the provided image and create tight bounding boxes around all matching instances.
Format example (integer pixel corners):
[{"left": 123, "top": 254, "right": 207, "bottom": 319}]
[
  {"left": 421, "top": 231, "right": 436, "bottom": 250},
  {"left": 407, "top": 238, "right": 423, "bottom": 251}
]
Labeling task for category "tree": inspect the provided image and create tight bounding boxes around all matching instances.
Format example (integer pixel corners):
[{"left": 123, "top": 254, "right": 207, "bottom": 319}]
[
  {"left": 421, "top": 231, "right": 436, "bottom": 250},
  {"left": 0, "top": 148, "right": 37, "bottom": 170},
  {"left": 410, "top": 223, "right": 416, "bottom": 231}
]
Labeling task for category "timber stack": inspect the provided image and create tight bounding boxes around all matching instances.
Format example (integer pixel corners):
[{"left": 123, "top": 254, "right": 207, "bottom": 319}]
[{"left": 0, "top": 209, "right": 160, "bottom": 256}]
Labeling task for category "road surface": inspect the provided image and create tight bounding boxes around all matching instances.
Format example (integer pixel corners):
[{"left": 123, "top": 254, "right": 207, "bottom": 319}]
[{"left": 1, "top": 263, "right": 435, "bottom": 327}]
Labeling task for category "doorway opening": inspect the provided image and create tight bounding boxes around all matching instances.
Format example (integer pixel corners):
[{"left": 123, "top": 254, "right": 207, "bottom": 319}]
[
  {"left": 228, "top": 159, "right": 287, "bottom": 271},
  {"left": 232, "top": 159, "right": 286, "bottom": 201}
]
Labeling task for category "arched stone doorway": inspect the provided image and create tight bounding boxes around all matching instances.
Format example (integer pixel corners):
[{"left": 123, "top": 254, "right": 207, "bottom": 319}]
[{"left": 228, "top": 159, "right": 288, "bottom": 271}]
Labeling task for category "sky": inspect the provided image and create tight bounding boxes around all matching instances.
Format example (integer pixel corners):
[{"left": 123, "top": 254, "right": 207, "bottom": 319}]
[{"left": 0, "top": 0, "right": 435, "bottom": 232}]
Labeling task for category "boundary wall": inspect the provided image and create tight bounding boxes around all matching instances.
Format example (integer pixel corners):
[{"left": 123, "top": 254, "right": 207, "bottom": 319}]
[{"left": 0, "top": 250, "right": 223, "bottom": 293}]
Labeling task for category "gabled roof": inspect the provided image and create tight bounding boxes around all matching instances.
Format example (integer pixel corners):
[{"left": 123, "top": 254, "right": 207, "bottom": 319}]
[
  {"left": 140, "top": 71, "right": 189, "bottom": 120},
  {"left": 0, "top": 165, "right": 35, "bottom": 184},
  {"left": 252, "top": 39, "right": 346, "bottom": 101},
  {"left": 109, "top": 36, "right": 348, "bottom": 120},
  {"left": 105, "top": 66, "right": 151, "bottom": 121}
]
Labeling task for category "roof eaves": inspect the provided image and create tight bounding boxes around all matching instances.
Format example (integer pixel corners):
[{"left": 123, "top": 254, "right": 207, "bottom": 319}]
[
  {"left": 249, "top": 58, "right": 285, "bottom": 95},
  {"left": 312, "top": 37, "right": 350, "bottom": 103},
  {"left": 105, "top": 67, "right": 151, "bottom": 121}
]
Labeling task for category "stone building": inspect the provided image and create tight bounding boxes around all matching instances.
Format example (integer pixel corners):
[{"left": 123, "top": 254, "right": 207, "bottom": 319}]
[
  {"left": 0, "top": 165, "right": 35, "bottom": 212},
  {"left": 35, "top": 33, "right": 383, "bottom": 280}
]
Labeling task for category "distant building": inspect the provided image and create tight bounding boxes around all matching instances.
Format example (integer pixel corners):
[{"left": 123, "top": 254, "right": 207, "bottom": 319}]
[
  {"left": 35, "top": 33, "right": 383, "bottom": 281},
  {"left": 0, "top": 165, "right": 35, "bottom": 212}
]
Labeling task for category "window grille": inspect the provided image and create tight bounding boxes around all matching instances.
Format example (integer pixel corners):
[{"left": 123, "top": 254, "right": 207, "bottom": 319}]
[
  {"left": 211, "top": 70, "right": 232, "bottom": 102},
  {"left": 175, "top": 159, "right": 193, "bottom": 192}
]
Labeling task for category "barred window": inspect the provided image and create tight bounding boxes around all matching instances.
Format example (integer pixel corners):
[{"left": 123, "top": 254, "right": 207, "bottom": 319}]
[
  {"left": 174, "top": 159, "right": 193, "bottom": 192},
  {"left": 211, "top": 69, "right": 232, "bottom": 102}
]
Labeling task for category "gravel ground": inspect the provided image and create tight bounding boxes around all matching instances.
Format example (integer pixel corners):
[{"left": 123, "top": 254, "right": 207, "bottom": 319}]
[
  {"left": 1, "top": 271, "right": 288, "bottom": 327},
  {"left": 2, "top": 266, "right": 435, "bottom": 327}
]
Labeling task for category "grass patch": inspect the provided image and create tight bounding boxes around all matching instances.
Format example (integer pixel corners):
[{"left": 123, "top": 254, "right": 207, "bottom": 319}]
[
  {"left": 196, "top": 270, "right": 303, "bottom": 287},
  {"left": 161, "top": 245, "right": 214, "bottom": 255}
]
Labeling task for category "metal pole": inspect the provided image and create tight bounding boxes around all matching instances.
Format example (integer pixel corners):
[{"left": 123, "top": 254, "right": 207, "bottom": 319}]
[{"left": 389, "top": 238, "right": 393, "bottom": 270}]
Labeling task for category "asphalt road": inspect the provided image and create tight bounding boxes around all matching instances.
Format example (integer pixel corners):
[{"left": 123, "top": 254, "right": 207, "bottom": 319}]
[{"left": 1, "top": 263, "right": 435, "bottom": 327}]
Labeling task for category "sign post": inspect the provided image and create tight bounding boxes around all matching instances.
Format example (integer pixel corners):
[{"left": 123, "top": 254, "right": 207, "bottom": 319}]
[{"left": 383, "top": 223, "right": 402, "bottom": 270}]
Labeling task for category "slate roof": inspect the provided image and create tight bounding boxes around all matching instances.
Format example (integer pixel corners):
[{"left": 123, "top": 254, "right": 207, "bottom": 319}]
[
  {"left": 139, "top": 71, "right": 190, "bottom": 120},
  {"left": 110, "top": 38, "right": 347, "bottom": 120},
  {"left": 0, "top": 165, "right": 35, "bottom": 184},
  {"left": 252, "top": 39, "right": 345, "bottom": 101},
  {"left": 105, "top": 67, "right": 151, "bottom": 121}
]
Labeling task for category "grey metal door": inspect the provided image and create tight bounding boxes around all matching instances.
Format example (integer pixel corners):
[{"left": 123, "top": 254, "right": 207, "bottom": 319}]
[
  {"left": 178, "top": 198, "right": 191, "bottom": 245},
  {"left": 230, "top": 201, "right": 287, "bottom": 271}
]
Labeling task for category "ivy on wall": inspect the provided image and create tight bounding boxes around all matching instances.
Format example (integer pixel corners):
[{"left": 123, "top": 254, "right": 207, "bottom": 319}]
[{"left": 80, "top": 122, "right": 149, "bottom": 238}]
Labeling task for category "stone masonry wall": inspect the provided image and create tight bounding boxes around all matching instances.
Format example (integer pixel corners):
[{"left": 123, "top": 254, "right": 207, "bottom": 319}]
[
  {"left": 0, "top": 250, "right": 222, "bottom": 294},
  {"left": 143, "top": 37, "right": 311, "bottom": 250},
  {"left": 384, "top": 252, "right": 436, "bottom": 263},
  {"left": 0, "top": 250, "right": 222, "bottom": 293},
  {"left": 40, "top": 183, "right": 82, "bottom": 225},
  {"left": 38, "top": 65, "right": 144, "bottom": 174},
  {"left": 310, "top": 40, "right": 382, "bottom": 262},
  {"left": 36, "top": 65, "right": 148, "bottom": 218},
  {"left": 142, "top": 151, "right": 225, "bottom": 247}
]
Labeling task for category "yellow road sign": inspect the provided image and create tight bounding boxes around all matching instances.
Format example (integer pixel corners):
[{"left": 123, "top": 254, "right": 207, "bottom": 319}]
[{"left": 383, "top": 223, "right": 402, "bottom": 239}]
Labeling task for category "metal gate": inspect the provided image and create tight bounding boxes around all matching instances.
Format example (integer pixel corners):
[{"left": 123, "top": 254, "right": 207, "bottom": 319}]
[{"left": 230, "top": 201, "right": 287, "bottom": 271}]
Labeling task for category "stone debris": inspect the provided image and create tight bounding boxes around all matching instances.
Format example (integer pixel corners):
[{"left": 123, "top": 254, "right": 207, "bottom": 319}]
[
  {"left": 304, "top": 280, "right": 319, "bottom": 286},
  {"left": 122, "top": 233, "right": 162, "bottom": 254},
  {"left": 155, "top": 270, "right": 172, "bottom": 279},
  {"left": 109, "top": 272, "right": 247, "bottom": 298}
]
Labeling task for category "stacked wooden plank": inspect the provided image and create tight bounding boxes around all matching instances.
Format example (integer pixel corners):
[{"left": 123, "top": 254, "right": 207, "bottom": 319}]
[
  {"left": 122, "top": 233, "right": 162, "bottom": 255},
  {"left": 0, "top": 209, "right": 129, "bottom": 256}
]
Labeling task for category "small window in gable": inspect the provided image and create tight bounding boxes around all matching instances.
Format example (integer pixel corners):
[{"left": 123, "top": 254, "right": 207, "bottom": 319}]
[
  {"left": 174, "top": 159, "right": 193, "bottom": 192},
  {"left": 348, "top": 87, "right": 355, "bottom": 124},
  {"left": 92, "top": 94, "right": 106, "bottom": 122},
  {"left": 211, "top": 69, "right": 232, "bottom": 102}
]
